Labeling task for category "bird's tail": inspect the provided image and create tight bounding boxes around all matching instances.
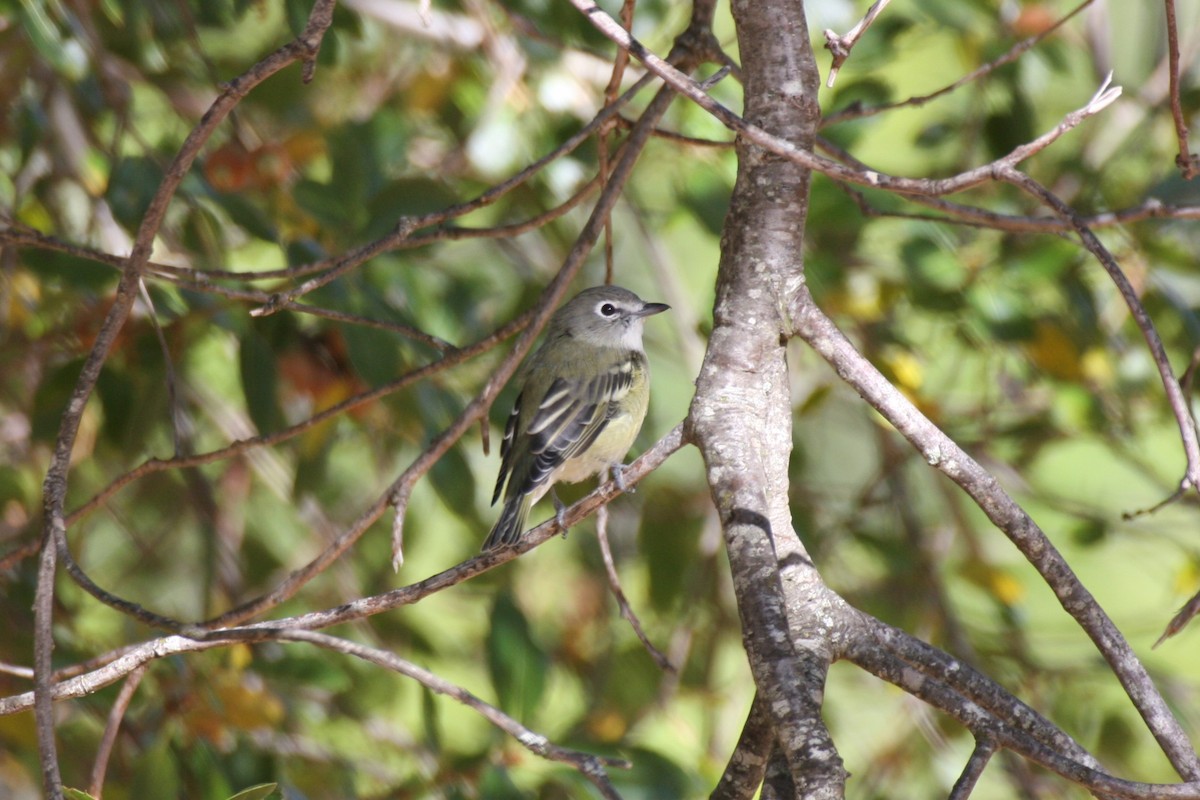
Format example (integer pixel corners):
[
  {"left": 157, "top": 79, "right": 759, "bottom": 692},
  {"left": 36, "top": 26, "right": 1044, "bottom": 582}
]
[{"left": 482, "top": 494, "right": 532, "bottom": 551}]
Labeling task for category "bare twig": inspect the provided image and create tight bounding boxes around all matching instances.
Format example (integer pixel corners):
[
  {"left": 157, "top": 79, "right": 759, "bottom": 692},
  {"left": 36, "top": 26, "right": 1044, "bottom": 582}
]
[
  {"left": 249, "top": 70, "right": 661, "bottom": 311},
  {"left": 1156, "top": 590, "right": 1200, "bottom": 648},
  {"left": 33, "top": 13, "right": 338, "bottom": 792},
  {"left": 710, "top": 692, "right": 773, "bottom": 800},
  {"left": 0, "top": 424, "right": 688, "bottom": 717},
  {"left": 1164, "top": 0, "right": 1200, "bottom": 178},
  {"left": 595, "top": 504, "right": 675, "bottom": 672},
  {"left": 788, "top": 287, "right": 1200, "bottom": 780},
  {"left": 850, "top": 622, "right": 1200, "bottom": 798},
  {"left": 263, "top": 629, "right": 630, "bottom": 798},
  {"left": 996, "top": 166, "right": 1200, "bottom": 495},
  {"left": 824, "top": 0, "right": 1093, "bottom": 123},
  {"left": 88, "top": 664, "right": 147, "bottom": 799},
  {"left": 598, "top": 0, "right": 636, "bottom": 285},
  {"left": 569, "top": 0, "right": 1123, "bottom": 200},
  {"left": 948, "top": 740, "right": 997, "bottom": 800},
  {"left": 822, "top": 0, "right": 891, "bottom": 88}
]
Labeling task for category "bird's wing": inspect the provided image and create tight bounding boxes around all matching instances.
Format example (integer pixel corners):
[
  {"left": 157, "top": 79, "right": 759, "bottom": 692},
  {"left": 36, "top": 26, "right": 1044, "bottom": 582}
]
[
  {"left": 491, "top": 393, "right": 523, "bottom": 505},
  {"left": 515, "top": 358, "right": 636, "bottom": 496}
]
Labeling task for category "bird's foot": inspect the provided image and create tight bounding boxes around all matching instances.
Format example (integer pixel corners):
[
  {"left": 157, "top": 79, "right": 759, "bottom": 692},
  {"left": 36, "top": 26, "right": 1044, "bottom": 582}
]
[
  {"left": 551, "top": 490, "right": 569, "bottom": 538},
  {"left": 611, "top": 463, "right": 634, "bottom": 493}
]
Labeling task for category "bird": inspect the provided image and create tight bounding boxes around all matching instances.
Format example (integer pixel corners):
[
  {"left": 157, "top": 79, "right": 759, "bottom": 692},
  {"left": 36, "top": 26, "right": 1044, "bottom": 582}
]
[{"left": 483, "top": 285, "right": 669, "bottom": 550}]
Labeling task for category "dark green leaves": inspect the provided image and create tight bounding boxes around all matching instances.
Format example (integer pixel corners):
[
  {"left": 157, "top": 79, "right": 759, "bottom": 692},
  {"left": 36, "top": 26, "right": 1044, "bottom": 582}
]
[
  {"left": 239, "top": 329, "right": 283, "bottom": 435},
  {"left": 486, "top": 593, "right": 548, "bottom": 722}
]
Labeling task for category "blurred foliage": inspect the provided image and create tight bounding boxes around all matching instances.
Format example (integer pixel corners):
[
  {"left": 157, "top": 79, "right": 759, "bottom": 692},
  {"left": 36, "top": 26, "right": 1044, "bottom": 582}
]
[{"left": 3, "top": 0, "right": 1200, "bottom": 798}]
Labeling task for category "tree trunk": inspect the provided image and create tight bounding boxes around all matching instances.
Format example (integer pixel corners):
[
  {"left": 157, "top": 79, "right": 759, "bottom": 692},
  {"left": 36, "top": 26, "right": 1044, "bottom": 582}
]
[{"left": 689, "top": 0, "right": 849, "bottom": 795}]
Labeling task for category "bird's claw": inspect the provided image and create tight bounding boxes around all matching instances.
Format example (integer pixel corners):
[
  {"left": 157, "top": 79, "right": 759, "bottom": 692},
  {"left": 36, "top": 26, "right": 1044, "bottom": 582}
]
[
  {"left": 552, "top": 490, "right": 569, "bottom": 538},
  {"left": 612, "top": 463, "right": 634, "bottom": 493}
]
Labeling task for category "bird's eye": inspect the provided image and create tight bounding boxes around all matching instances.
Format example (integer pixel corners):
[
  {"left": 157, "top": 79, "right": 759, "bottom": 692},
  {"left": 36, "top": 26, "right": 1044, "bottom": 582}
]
[{"left": 599, "top": 303, "right": 618, "bottom": 317}]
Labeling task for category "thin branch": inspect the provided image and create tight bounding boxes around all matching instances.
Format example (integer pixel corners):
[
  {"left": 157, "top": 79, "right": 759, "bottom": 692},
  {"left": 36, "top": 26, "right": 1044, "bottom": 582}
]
[
  {"left": 0, "top": 424, "right": 688, "bottom": 716},
  {"left": 864, "top": 620, "right": 1104, "bottom": 773},
  {"left": 949, "top": 740, "right": 997, "bottom": 800},
  {"left": 569, "top": 0, "right": 1122, "bottom": 200},
  {"left": 996, "top": 166, "right": 1200, "bottom": 494},
  {"left": 813, "top": 134, "right": 1200, "bottom": 236},
  {"left": 824, "top": 0, "right": 1094, "bottom": 124},
  {"left": 1164, "top": 0, "right": 1200, "bottom": 178},
  {"left": 33, "top": 532, "right": 60, "bottom": 796},
  {"left": 788, "top": 287, "right": 1200, "bottom": 780},
  {"left": 249, "top": 71, "right": 661, "bottom": 311},
  {"left": 263, "top": 629, "right": 629, "bottom": 798},
  {"left": 852, "top": 632, "right": 1200, "bottom": 798},
  {"left": 88, "top": 664, "right": 147, "bottom": 799},
  {"left": 273, "top": 302, "right": 456, "bottom": 351},
  {"left": 0, "top": 536, "right": 41, "bottom": 573},
  {"left": 710, "top": 692, "right": 772, "bottom": 799},
  {"left": 34, "top": 27, "right": 339, "bottom": 785},
  {"left": 595, "top": 504, "right": 675, "bottom": 672},
  {"left": 58, "top": 310, "right": 525, "bottom": 529},
  {"left": 598, "top": 0, "right": 636, "bottom": 285},
  {"left": 822, "top": 0, "right": 891, "bottom": 88}
]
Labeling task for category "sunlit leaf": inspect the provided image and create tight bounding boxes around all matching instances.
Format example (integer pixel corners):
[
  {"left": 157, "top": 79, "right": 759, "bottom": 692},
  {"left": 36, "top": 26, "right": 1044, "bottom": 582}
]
[
  {"left": 225, "top": 783, "right": 279, "bottom": 800},
  {"left": 486, "top": 593, "right": 548, "bottom": 721}
]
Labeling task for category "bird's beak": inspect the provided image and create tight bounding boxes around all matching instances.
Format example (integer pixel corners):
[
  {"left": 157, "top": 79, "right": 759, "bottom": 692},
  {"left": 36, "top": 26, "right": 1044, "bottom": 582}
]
[{"left": 635, "top": 302, "right": 670, "bottom": 317}]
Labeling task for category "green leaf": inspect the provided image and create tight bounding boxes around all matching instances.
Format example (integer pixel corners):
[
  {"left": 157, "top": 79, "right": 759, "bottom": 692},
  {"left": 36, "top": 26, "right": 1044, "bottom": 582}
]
[
  {"left": 421, "top": 684, "right": 440, "bottom": 751},
  {"left": 364, "top": 178, "right": 458, "bottom": 240},
  {"left": 131, "top": 737, "right": 181, "bottom": 800},
  {"left": 284, "top": 0, "right": 310, "bottom": 36},
  {"left": 63, "top": 789, "right": 98, "bottom": 800},
  {"left": 293, "top": 178, "right": 362, "bottom": 231},
  {"left": 17, "top": 1, "right": 88, "bottom": 79},
  {"left": 21, "top": 247, "right": 118, "bottom": 292},
  {"left": 1070, "top": 518, "right": 1108, "bottom": 547},
  {"left": 901, "top": 236, "right": 967, "bottom": 311},
  {"left": 106, "top": 157, "right": 163, "bottom": 229},
  {"left": 95, "top": 366, "right": 136, "bottom": 447},
  {"left": 239, "top": 330, "right": 282, "bottom": 434},
  {"left": 210, "top": 191, "right": 279, "bottom": 243},
  {"left": 31, "top": 359, "right": 85, "bottom": 443},
  {"left": 225, "top": 783, "right": 279, "bottom": 800},
  {"left": 611, "top": 747, "right": 698, "bottom": 798},
  {"left": 486, "top": 593, "right": 548, "bottom": 722},
  {"left": 429, "top": 444, "right": 477, "bottom": 522},
  {"left": 339, "top": 322, "right": 401, "bottom": 388}
]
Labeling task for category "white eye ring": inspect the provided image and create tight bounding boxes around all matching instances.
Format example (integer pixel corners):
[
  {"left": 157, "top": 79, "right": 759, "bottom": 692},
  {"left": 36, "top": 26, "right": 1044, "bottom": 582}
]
[{"left": 598, "top": 302, "right": 618, "bottom": 317}]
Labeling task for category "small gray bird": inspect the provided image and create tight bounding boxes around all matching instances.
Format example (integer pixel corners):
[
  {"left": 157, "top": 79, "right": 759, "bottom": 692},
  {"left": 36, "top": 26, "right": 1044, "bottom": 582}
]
[{"left": 483, "top": 285, "right": 669, "bottom": 550}]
